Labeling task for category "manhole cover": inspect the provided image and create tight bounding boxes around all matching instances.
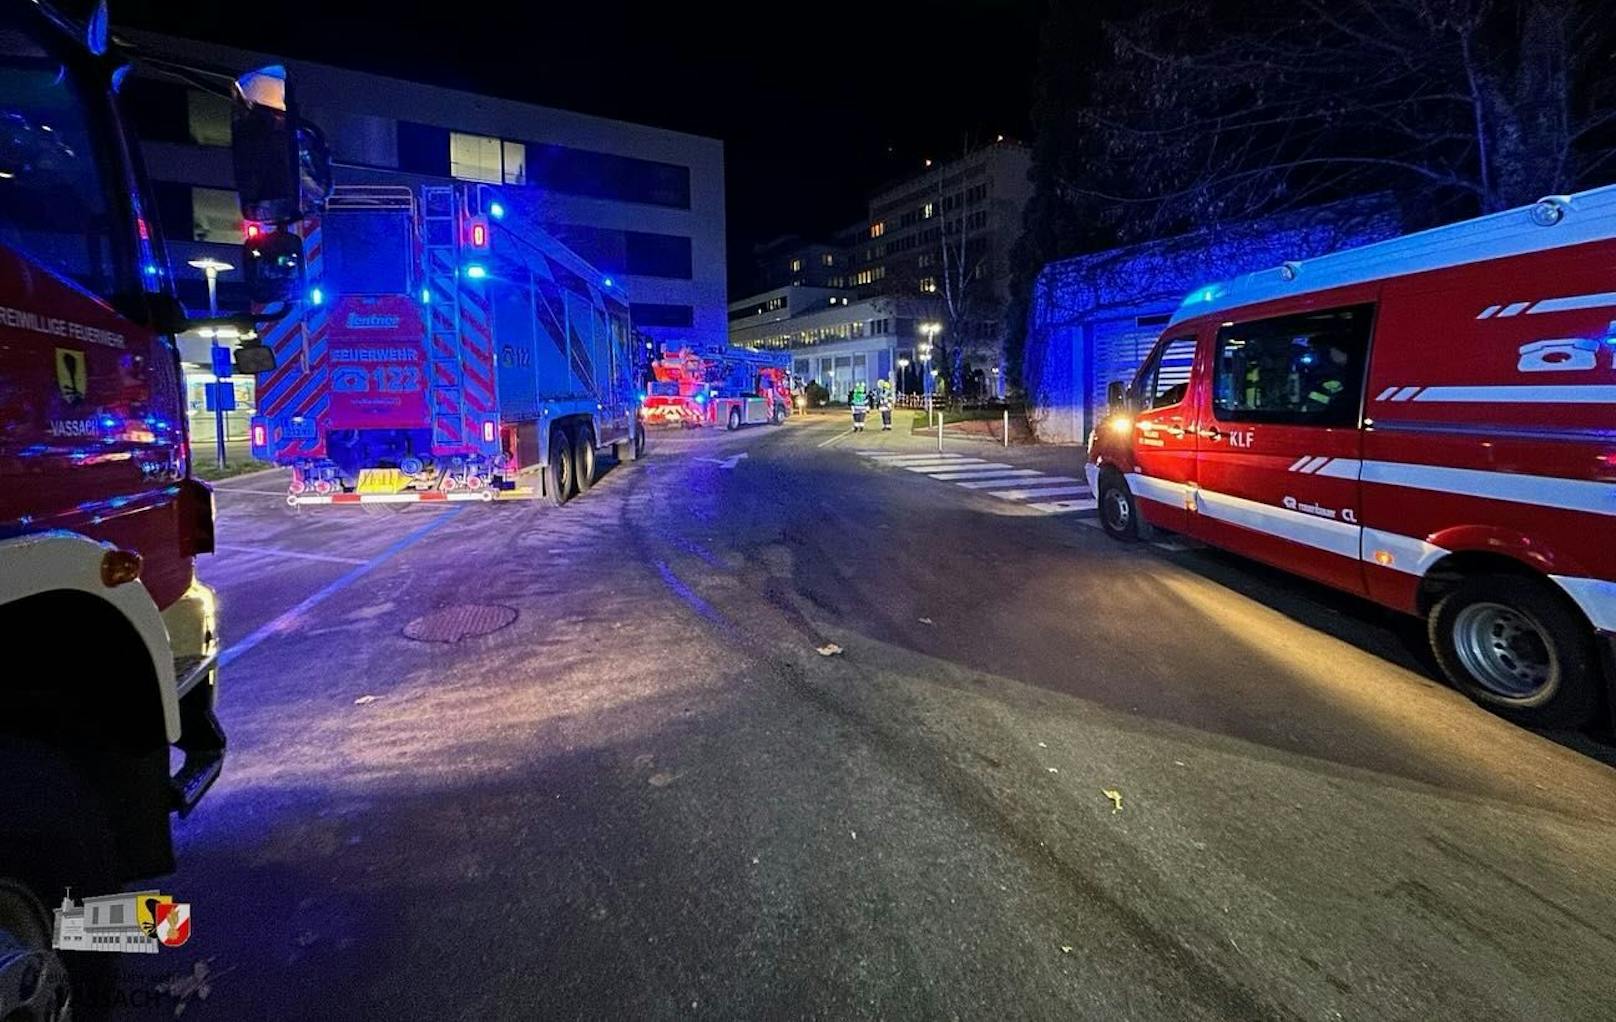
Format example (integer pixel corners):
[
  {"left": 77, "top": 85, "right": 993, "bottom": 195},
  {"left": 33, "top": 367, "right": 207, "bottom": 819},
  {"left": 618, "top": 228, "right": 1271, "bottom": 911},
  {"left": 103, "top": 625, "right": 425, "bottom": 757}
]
[{"left": 403, "top": 604, "right": 518, "bottom": 643}]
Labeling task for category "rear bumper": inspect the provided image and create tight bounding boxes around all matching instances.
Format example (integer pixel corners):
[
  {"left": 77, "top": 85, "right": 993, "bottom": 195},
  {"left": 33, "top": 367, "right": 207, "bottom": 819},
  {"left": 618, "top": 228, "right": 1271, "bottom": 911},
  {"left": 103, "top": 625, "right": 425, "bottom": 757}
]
[{"left": 289, "top": 490, "right": 496, "bottom": 506}]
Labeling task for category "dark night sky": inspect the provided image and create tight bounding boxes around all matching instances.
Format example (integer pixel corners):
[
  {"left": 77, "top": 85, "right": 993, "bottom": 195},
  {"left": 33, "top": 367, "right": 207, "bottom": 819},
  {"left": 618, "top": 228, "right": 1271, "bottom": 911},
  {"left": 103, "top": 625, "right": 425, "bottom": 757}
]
[{"left": 115, "top": 1, "right": 1044, "bottom": 293}]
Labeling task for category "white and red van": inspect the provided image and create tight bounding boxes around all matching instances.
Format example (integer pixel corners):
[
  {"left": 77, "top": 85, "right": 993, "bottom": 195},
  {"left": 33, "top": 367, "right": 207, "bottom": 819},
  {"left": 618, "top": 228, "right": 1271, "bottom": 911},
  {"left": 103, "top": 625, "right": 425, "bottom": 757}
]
[{"left": 1087, "top": 186, "right": 1616, "bottom": 728}]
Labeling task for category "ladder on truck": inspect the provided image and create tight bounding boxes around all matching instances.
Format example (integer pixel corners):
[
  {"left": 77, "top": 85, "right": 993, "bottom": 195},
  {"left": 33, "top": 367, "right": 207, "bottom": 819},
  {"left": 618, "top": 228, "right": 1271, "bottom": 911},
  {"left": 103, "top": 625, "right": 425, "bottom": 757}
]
[{"left": 421, "top": 185, "right": 468, "bottom": 452}]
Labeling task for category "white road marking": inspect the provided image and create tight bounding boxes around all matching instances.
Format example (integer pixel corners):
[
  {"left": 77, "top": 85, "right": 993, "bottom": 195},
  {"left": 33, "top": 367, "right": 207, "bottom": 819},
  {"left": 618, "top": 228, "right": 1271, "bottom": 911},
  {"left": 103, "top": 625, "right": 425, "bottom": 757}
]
[
  {"left": 985, "top": 484, "right": 1091, "bottom": 500},
  {"left": 913, "top": 463, "right": 1010, "bottom": 475},
  {"left": 1027, "top": 499, "right": 1099, "bottom": 514},
  {"left": 952, "top": 471, "right": 1049, "bottom": 487},
  {"left": 817, "top": 428, "right": 857, "bottom": 448},
  {"left": 902, "top": 459, "right": 992, "bottom": 471},
  {"left": 871, "top": 453, "right": 968, "bottom": 463},
  {"left": 214, "top": 543, "right": 369, "bottom": 565}
]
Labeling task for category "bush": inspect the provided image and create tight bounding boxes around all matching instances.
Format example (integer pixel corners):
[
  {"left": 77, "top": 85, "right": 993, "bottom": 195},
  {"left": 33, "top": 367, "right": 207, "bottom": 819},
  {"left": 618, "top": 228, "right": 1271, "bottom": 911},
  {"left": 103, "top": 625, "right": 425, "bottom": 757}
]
[{"left": 804, "top": 381, "right": 830, "bottom": 408}]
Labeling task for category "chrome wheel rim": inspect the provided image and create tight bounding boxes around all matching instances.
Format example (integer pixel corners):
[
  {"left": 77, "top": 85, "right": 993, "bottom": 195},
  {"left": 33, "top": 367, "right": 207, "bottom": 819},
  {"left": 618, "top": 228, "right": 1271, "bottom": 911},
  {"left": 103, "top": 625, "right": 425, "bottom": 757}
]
[{"left": 1452, "top": 602, "right": 1556, "bottom": 700}]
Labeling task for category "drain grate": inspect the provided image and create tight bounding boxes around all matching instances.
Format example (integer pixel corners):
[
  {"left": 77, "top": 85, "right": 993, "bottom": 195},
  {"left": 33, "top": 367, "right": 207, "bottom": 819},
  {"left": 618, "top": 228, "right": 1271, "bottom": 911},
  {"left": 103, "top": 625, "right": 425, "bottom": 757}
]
[{"left": 403, "top": 604, "right": 518, "bottom": 643}]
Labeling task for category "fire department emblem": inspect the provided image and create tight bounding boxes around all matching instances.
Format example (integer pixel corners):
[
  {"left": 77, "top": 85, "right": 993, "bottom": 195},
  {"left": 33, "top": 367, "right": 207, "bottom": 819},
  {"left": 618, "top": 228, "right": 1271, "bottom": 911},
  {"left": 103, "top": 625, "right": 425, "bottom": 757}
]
[
  {"left": 154, "top": 901, "right": 192, "bottom": 947},
  {"left": 54, "top": 347, "right": 87, "bottom": 404}
]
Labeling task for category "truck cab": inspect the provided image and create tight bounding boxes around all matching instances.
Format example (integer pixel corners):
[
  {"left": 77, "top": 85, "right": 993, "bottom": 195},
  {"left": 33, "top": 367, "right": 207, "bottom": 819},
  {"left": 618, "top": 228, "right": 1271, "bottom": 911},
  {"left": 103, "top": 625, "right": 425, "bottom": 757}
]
[{"left": 0, "top": 5, "right": 325, "bottom": 1015}]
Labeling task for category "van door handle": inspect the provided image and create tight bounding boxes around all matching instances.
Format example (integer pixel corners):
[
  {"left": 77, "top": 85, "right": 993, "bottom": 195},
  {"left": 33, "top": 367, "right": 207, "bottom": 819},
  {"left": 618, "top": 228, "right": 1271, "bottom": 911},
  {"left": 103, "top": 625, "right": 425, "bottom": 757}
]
[
  {"left": 1202, "top": 426, "right": 1223, "bottom": 441},
  {"left": 1167, "top": 417, "right": 1187, "bottom": 438}
]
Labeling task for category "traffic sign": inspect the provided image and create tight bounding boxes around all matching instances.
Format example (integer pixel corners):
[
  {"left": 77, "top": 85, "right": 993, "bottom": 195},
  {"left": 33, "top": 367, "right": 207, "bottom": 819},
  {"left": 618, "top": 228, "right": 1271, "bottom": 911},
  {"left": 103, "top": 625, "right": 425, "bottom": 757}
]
[
  {"left": 204, "top": 382, "right": 236, "bottom": 412},
  {"left": 211, "top": 344, "right": 233, "bottom": 378}
]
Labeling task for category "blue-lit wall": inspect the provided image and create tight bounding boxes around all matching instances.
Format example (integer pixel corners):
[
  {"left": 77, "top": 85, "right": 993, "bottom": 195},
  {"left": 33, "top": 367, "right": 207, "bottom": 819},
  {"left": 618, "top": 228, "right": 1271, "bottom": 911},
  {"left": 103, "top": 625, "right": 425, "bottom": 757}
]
[{"left": 1022, "top": 199, "right": 1403, "bottom": 443}]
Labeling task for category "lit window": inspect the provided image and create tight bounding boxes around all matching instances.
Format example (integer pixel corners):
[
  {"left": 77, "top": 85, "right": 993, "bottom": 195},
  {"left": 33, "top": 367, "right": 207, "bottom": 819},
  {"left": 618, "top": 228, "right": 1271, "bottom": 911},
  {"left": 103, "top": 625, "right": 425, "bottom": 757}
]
[
  {"left": 822, "top": 253, "right": 835, "bottom": 266},
  {"left": 187, "top": 90, "right": 232, "bottom": 147},
  {"left": 923, "top": 202, "right": 934, "bottom": 219},
  {"left": 450, "top": 132, "right": 503, "bottom": 183},
  {"left": 920, "top": 277, "right": 937, "bottom": 293},
  {"left": 869, "top": 221, "right": 886, "bottom": 238},
  {"left": 791, "top": 258, "right": 803, "bottom": 272},
  {"left": 190, "top": 187, "right": 241, "bottom": 243},
  {"left": 502, "top": 140, "right": 527, "bottom": 185}
]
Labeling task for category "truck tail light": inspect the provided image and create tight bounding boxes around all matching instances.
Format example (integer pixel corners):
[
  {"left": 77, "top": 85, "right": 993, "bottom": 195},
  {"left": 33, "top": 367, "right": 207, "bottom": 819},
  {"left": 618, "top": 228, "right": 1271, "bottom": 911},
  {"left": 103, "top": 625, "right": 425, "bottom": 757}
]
[
  {"left": 177, "top": 477, "right": 216, "bottom": 557},
  {"left": 251, "top": 422, "right": 267, "bottom": 449},
  {"left": 483, "top": 420, "right": 496, "bottom": 443}
]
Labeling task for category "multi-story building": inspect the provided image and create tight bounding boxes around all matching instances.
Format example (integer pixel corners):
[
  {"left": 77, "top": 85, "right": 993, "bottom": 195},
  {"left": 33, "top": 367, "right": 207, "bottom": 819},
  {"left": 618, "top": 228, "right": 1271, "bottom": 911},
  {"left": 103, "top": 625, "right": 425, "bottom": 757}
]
[
  {"left": 120, "top": 30, "right": 726, "bottom": 447},
  {"left": 728, "top": 285, "right": 908, "bottom": 401},
  {"left": 729, "top": 142, "right": 1030, "bottom": 400},
  {"left": 855, "top": 141, "right": 1031, "bottom": 389}
]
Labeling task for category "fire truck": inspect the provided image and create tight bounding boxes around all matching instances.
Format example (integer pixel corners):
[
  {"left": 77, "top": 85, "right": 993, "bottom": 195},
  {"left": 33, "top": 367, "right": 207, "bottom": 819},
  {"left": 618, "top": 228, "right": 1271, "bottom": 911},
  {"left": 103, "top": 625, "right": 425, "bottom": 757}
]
[
  {"left": 643, "top": 343, "right": 793, "bottom": 429},
  {"left": 1088, "top": 184, "right": 1616, "bottom": 729},
  {"left": 0, "top": 4, "right": 324, "bottom": 1016},
  {"left": 249, "top": 182, "right": 647, "bottom": 507}
]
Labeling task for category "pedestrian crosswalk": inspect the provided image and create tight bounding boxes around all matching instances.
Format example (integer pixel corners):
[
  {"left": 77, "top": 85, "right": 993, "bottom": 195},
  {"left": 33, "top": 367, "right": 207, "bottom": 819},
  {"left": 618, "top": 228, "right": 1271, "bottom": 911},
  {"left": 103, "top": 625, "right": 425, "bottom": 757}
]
[{"left": 853, "top": 450, "right": 1098, "bottom": 517}]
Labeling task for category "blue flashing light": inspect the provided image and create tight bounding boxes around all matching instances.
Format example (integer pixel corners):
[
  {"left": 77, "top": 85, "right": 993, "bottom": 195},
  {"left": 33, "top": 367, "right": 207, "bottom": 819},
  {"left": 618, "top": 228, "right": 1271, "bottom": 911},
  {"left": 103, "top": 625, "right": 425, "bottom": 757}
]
[
  {"left": 602, "top": 276, "right": 615, "bottom": 289},
  {"left": 489, "top": 201, "right": 505, "bottom": 220},
  {"left": 421, "top": 288, "right": 432, "bottom": 304},
  {"left": 694, "top": 392, "right": 706, "bottom": 404},
  {"left": 310, "top": 287, "right": 324, "bottom": 306},
  {"left": 142, "top": 263, "right": 158, "bottom": 277},
  {"left": 464, "top": 264, "right": 488, "bottom": 280}
]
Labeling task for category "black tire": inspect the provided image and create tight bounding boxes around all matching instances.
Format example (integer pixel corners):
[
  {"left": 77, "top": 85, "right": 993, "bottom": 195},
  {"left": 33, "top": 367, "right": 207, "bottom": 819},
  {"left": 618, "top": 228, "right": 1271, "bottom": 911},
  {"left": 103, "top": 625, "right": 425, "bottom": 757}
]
[
  {"left": 573, "top": 425, "right": 596, "bottom": 495},
  {"left": 0, "top": 741, "right": 121, "bottom": 1022},
  {"left": 1428, "top": 573, "right": 1601, "bottom": 727},
  {"left": 727, "top": 408, "right": 742, "bottom": 431},
  {"left": 1098, "top": 470, "right": 1153, "bottom": 542},
  {"left": 546, "top": 428, "right": 574, "bottom": 507},
  {"left": 771, "top": 403, "right": 784, "bottom": 425}
]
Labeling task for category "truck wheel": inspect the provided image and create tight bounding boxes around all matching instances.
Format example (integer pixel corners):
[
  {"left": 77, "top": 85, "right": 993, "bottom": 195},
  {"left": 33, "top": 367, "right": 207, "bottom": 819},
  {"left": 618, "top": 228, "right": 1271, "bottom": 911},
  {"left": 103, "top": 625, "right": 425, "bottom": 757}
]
[
  {"left": 727, "top": 408, "right": 742, "bottom": 431},
  {"left": 573, "top": 425, "right": 596, "bottom": 495},
  {"left": 1428, "top": 573, "right": 1600, "bottom": 727},
  {"left": 1098, "top": 470, "right": 1153, "bottom": 542},
  {"left": 0, "top": 741, "right": 121, "bottom": 1022},
  {"left": 546, "top": 429, "right": 574, "bottom": 507},
  {"left": 771, "top": 404, "right": 784, "bottom": 425}
]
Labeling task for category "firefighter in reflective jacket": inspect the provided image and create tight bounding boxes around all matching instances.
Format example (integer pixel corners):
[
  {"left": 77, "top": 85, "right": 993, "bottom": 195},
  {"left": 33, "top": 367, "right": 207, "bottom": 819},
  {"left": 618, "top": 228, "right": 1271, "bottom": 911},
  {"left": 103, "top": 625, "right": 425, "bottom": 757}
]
[
  {"left": 876, "top": 379, "right": 894, "bottom": 430},
  {"left": 850, "top": 381, "right": 870, "bottom": 432},
  {"left": 1304, "top": 346, "right": 1352, "bottom": 412}
]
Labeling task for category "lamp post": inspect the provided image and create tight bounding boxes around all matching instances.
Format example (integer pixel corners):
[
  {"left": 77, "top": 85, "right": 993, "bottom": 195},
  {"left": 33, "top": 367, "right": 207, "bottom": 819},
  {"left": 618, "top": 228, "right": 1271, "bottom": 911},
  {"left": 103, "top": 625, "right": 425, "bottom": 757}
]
[
  {"left": 896, "top": 357, "right": 910, "bottom": 397},
  {"left": 188, "top": 257, "right": 234, "bottom": 471},
  {"left": 918, "top": 321, "right": 941, "bottom": 414}
]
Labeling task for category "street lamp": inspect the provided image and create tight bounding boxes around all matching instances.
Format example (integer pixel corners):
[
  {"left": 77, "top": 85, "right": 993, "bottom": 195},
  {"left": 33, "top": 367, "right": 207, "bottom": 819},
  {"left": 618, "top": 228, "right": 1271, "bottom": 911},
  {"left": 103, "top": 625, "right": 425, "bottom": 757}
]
[
  {"left": 188, "top": 257, "right": 234, "bottom": 471},
  {"left": 896, "top": 356, "right": 910, "bottom": 396},
  {"left": 918, "top": 322, "right": 942, "bottom": 410}
]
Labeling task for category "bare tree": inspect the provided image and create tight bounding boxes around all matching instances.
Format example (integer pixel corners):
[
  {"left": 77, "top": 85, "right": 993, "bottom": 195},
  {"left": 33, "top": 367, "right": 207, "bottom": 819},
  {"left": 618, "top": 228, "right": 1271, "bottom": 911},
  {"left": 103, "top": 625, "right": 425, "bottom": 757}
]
[
  {"left": 872, "top": 148, "right": 999, "bottom": 395},
  {"left": 1060, "top": 0, "right": 1616, "bottom": 242}
]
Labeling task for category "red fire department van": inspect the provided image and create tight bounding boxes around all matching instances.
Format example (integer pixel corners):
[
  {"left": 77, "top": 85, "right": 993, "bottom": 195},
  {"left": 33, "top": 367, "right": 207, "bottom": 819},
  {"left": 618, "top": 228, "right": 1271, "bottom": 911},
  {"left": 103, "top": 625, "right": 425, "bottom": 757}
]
[
  {"left": 0, "top": 4, "right": 324, "bottom": 1015},
  {"left": 1087, "top": 186, "right": 1616, "bottom": 728}
]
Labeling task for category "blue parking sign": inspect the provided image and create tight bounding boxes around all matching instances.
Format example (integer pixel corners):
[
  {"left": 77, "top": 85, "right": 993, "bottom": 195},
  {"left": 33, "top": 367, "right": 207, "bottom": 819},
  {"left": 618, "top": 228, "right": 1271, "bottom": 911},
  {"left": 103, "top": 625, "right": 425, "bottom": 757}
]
[
  {"left": 211, "top": 345, "right": 233, "bottom": 378},
  {"left": 204, "top": 382, "right": 236, "bottom": 412}
]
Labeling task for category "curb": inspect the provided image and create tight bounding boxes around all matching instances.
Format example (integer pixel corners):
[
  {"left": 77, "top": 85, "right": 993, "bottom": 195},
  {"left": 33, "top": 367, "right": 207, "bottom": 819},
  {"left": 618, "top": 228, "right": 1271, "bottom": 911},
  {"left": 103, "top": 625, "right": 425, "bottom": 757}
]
[{"left": 209, "top": 466, "right": 289, "bottom": 487}]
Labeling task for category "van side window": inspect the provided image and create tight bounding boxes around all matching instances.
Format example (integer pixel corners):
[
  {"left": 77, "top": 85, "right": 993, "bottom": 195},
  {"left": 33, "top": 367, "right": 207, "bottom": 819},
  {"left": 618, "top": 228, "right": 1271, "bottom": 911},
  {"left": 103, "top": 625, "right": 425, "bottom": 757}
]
[
  {"left": 1135, "top": 336, "right": 1197, "bottom": 410},
  {"left": 0, "top": 19, "right": 133, "bottom": 302},
  {"left": 1212, "top": 305, "right": 1373, "bottom": 427}
]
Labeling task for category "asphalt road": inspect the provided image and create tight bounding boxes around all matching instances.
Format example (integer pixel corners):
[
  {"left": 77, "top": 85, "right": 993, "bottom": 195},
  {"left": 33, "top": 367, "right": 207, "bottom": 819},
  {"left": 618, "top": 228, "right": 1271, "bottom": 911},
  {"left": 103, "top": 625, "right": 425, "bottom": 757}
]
[{"left": 116, "top": 413, "right": 1616, "bottom": 1020}]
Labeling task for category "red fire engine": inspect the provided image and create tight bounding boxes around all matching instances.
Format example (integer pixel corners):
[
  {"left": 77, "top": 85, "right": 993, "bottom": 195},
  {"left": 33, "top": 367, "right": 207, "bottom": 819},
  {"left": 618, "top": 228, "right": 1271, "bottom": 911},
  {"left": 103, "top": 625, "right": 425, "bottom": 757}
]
[
  {"left": 1088, "top": 185, "right": 1616, "bottom": 728},
  {"left": 643, "top": 344, "right": 793, "bottom": 429},
  {"left": 0, "top": 5, "right": 325, "bottom": 1015}
]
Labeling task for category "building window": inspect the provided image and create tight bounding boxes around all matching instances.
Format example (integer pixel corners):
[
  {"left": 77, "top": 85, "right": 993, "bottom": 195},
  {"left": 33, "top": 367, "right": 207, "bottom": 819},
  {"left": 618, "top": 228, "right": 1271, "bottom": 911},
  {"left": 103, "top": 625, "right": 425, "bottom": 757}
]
[
  {"left": 187, "top": 90, "right": 232, "bottom": 147},
  {"left": 822, "top": 253, "right": 835, "bottom": 266},
  {"left": 502, "top": 140, "right": 527, "bottom": 185},
  {"left": 109, "top": 904, "right": 124, "bottom": 925},
  {"left": 449, "top": 131, "right": 503, "bottom": 183},
  {"left": 791, "top": 258, "right": 803, "bottom": 272},
  {"left": 923, "top": 202, "right": 934, "bottom": 219},
  {"left": 918, "top": 253, "right": 934, "bottom": 268},
  {"left": 1211, "top": 305, "right": 1372, "bottom": 427},
  {"left": 630, "top": 302, "right": 695, "bottom": 328},
  {"left": 191, "top": 187, "right": 241, "bottom": 243},
  {"left": 869, "top": 221, "right": 886, "bottom": 238},
  {"left": 625, "top": 232, "right": 693, "bottom": 279},
  {"left": 527, "top": 143, "right": 691, "bottom": 208},
  {"left": 919, "top": 277, "right": 937, "bottom": 293}
]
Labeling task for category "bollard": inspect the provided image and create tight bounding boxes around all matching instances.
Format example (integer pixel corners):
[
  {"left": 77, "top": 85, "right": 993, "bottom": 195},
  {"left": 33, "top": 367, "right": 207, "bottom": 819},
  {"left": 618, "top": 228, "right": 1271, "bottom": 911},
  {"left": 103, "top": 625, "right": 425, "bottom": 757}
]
[
  {"left": 937, "top": 411, "right": 943, "bottom": 452},
  {"left": 1003, "top": 409, "right": 1009, "bottom": 448}
]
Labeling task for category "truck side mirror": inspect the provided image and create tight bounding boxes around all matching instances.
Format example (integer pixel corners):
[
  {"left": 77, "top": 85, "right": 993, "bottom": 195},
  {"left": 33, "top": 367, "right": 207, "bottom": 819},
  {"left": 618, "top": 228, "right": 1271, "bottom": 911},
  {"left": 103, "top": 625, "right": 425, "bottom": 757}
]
[
  {"left": 1106, "top": 380, "right": 1128, "bottom": 410},
  {"left": 233, "top": 342, "right": 277, "bottom": 375},
  {"left": 243, "top": 228, "right": 304, "bottom": 304},
  {"left": 231, "top": 66, "right": 331, "bottom": 224}
]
